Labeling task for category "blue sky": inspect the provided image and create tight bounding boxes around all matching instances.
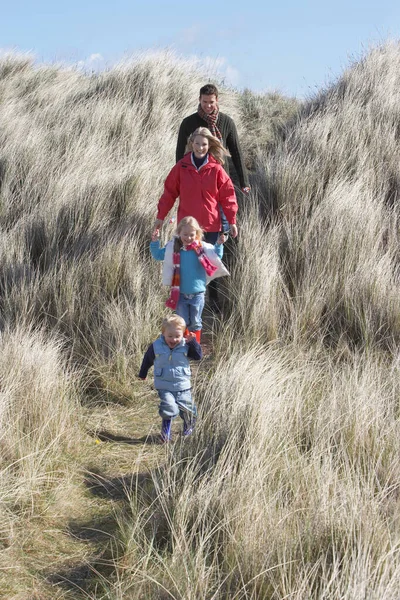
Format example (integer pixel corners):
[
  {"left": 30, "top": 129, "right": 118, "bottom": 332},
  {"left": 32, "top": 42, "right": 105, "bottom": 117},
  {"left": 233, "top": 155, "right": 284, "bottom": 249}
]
[{"left": 1, "top": 0, "right": 399, "bottom": 98}]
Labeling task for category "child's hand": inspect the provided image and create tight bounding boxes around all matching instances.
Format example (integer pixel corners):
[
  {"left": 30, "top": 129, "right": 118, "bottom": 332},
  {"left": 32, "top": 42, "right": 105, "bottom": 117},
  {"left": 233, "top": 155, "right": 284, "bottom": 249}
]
[
  {"left": 185, "top": 331, "right": 196, "bottom": 342},
  {"left": 217, "top": 233, "right": 228, "bottom": 245},
  {"left": 151, "top": 230, "right": 160, "bottom": 242},
  {"left": 137, "top": 376, "right": 146, "bottom": 381}
]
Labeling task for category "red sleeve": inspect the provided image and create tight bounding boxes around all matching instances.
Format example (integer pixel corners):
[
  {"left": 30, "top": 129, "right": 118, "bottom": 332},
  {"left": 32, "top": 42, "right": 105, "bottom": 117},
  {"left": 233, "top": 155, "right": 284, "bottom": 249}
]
[
  {"left": 157, "top": 162, "right": 181, "bottom": 221},
  {"left": 217, "top": 168, "right": 238, "bottom": 224}
]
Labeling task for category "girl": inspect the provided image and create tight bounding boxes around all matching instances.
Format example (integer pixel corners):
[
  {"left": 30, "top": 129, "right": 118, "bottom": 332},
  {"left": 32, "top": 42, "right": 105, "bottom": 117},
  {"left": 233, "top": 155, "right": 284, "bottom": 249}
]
[
  {"left": 151, "top": 216, "right": 228, "bottom": 342},
  {"left": 152, "top": 127, "right": 238, "bottom": 241}
]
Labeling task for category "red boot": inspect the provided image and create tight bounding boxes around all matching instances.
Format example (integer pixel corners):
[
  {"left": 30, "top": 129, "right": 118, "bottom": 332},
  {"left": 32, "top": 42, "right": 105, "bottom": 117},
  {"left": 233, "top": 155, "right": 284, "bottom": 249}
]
[
  {"left": 184, "top": 328, "right": 189, "bottom": 338},
  {"left": 194, "top": 330, "right": 202, "bottom": 343}
]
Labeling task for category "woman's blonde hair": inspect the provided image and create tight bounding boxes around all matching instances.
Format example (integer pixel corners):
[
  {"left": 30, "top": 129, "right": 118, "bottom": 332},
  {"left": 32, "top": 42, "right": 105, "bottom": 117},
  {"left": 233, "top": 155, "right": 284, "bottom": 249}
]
[
  {"left": 161, "top": 314, "right": 186, "bottom": 333},
  {"left": 174, "top": 216, "right": 203, "bottom": 251},
  {"left": 186, "top": 127, "right": 230, "bottom": 165}
]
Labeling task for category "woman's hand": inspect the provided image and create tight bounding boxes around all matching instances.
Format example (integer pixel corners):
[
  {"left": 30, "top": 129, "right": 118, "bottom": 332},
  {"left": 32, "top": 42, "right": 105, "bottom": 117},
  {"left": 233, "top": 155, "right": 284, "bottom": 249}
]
[
  {"left": 152, "top": 219, "right": 163, "bottom": 239},
  {"left": 229, "top": 224, "right": 238, "bottom": 238},
  {"left": 217, "top": 233, "right": 228, "bottom": 245}
]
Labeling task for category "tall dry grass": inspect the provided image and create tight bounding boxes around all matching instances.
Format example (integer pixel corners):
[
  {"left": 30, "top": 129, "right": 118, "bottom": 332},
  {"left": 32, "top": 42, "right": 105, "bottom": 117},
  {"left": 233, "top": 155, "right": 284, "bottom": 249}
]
[
  {"left": 252, "top": 40, "right": 400, "bottom": 351},
  {"left": 0, "top": 49, "right": 248, "bottom": 597},
  {"left": 104, "top": 344, "right": 400, "bottom": 599},
  {"left": 97, "top": 42, "right": 400, "bottom": 598},
  {"left": 0, "top": 42, "right": 400, "bottom": 598},
  {"left": 0, "top": 326, "right": 85, "bottom": 597}
]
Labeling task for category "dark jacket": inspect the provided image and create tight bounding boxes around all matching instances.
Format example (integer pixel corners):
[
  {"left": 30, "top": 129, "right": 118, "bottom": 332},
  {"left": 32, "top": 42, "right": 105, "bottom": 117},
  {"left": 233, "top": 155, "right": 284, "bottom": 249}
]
[{"left": 176, "top": 112, "right": 249, "bottom": 188}]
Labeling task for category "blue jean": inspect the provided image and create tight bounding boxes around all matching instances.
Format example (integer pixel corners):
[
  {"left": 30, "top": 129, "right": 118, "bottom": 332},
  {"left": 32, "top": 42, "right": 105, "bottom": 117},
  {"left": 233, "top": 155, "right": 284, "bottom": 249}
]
[
  {"left": 157, "top": 388, "right": 197, "bottom": 419},
  {"left": 219, "top": 205, "right": 229, "bottom": 233},
  {"left": 176, "top": 292, "right": 205, "bottom": 331}
]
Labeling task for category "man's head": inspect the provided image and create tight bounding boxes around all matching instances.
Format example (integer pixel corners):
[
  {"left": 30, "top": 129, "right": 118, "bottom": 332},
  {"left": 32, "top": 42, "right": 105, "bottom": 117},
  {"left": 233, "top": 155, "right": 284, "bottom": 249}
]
[{"left": 199, "top": 84, "right": 219, "bottom": 115}]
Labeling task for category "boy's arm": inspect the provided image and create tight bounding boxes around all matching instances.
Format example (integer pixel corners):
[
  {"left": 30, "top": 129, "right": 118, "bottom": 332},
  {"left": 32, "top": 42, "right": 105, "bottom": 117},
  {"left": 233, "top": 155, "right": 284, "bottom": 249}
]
[
  {"left": 186, "top": 338, "right": 203, "bottom": 361},
  {"left": 150, "top": 240, "right": 166, "bottom": 261},
  {"left": 138, "top": 344, "right": 156, "bottom": 379}
]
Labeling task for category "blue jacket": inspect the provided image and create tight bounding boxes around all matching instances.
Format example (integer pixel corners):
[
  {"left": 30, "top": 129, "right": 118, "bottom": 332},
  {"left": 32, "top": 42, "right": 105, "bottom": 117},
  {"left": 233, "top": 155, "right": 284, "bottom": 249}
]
[
  {"left": 150, "top": 240, "right": 225, "bottom": 294},
  {"left": 138, "top": 335, "right": 202, "bottom": 391}
]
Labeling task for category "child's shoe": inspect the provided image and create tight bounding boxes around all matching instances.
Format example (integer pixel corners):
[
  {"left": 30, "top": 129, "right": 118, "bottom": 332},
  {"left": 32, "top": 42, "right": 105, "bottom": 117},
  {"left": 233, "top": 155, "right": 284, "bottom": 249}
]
[
  {"left": 182, "top": 413, "right": 196, "bottom": 437},
  {"left": 160, "top": 418, "right": 172, "bottom": 443}
]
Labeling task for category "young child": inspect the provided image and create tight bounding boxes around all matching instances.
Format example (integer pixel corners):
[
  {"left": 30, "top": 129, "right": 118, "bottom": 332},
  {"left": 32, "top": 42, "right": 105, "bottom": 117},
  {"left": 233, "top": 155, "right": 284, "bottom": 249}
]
[
  {"left": 151, "top": 216, "right": 229, "bottom": 342},
  {"left": 138, "top": 315, "right": 202, "bottom": 442}
]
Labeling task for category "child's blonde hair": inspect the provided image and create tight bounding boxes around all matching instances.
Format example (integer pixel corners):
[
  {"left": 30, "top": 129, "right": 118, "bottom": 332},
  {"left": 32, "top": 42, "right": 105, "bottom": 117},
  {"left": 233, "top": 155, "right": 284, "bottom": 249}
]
[
  {"left": 174, "top": 216, "right": 203, "bottom": 252},
  {"left": 186, "top": 127, "right": 230, "bottom": 165},
  {"left": 161, "top": 315, "right": 186, "bottom": 333},
  {"left": 176, "top": 216, "right": 203, "bottom": 240}
]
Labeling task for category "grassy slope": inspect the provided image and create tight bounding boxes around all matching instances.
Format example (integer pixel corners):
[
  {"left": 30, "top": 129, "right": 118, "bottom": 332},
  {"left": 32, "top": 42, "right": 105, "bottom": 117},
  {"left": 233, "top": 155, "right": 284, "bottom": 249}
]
[{"left": 0, "top": 43, "right": 400, "bottom": 599}]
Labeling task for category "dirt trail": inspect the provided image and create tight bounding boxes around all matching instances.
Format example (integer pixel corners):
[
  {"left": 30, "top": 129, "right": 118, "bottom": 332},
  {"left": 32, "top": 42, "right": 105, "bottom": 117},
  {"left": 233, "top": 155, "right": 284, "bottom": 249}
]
[{"left": 47, "top": 311, "right": 218, "bottom": 597}]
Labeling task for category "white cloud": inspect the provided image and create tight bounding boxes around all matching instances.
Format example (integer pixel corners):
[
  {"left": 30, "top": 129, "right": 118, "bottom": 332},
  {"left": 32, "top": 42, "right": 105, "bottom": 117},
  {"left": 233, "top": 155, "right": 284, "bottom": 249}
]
[{"left": 76, "top": 53, "right": 104, "bottom": 71}]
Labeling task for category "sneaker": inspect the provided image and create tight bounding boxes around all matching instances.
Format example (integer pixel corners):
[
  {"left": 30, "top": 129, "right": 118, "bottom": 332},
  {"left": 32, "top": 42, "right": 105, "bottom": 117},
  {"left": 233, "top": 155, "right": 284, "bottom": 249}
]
[{"left": 160, "top": 419, "right": 172, "bottom": 443}]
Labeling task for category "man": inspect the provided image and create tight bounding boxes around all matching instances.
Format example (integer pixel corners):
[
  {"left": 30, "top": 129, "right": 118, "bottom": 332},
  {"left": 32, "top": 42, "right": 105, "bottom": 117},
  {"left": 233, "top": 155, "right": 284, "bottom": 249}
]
[{"left": 176, "top": 83, "right": 250, "bottom": 195}]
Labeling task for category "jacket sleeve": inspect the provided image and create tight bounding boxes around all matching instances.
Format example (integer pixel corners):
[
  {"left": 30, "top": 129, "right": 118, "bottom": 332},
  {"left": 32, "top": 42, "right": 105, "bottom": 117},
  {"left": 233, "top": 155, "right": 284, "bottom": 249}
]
[
  {"left": 150, "top": 240, "right": 166, "bottom": 261},
  {"left": 213, "top": 243, "right": 224, "bottom": 259},
  {"left": 138, "top": 344, "right": 156, "bottom": 379},
  {"left": 187, "top": 339, "right": 203, "bottom": 361},
  {"left": 217, "top": 169, "right": 238, "bottom": 225},
  {"left": 225, "top": 118, "right": 249, "bottom": 188},
  {"left": 157, "top": 163, "right": 181, "bottom": 221}
]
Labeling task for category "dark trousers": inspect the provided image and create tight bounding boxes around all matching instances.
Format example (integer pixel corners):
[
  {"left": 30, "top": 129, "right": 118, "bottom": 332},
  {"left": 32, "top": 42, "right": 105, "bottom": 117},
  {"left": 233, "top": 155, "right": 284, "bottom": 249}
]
[{"left": 204, "top": 231, "right": 221, "bottom": 303}]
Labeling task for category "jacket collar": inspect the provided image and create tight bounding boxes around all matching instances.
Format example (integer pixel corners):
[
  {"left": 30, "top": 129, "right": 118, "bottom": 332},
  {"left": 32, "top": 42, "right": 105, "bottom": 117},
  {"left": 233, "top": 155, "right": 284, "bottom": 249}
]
[
  {"left": 182, "top": 152, "right": 218, "bottom": 170},
  {"left": 190, "top": 152, "right": 209, "bottom": 170}
]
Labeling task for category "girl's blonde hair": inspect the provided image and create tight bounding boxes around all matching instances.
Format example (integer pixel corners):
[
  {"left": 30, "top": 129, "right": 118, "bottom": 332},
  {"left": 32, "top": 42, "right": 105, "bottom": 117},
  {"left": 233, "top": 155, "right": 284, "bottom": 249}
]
[
  {"left": 176, "top": 216, "right": 203, "bottom": 240},
  {"left": 186, "top": 127, "right": 230, "bottom": 165},
  {"left": 174, "top": 216, "right": 203, "bottom": 252},
  {"left": 161, "top": 315, "right": 186, "bottom": 333}
]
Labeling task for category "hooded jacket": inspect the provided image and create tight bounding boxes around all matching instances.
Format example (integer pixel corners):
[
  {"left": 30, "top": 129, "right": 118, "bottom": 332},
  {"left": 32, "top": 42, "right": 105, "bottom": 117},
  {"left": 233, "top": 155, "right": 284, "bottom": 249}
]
[{"left": 156, "top": 153, "right": 237, "bottom": 232}]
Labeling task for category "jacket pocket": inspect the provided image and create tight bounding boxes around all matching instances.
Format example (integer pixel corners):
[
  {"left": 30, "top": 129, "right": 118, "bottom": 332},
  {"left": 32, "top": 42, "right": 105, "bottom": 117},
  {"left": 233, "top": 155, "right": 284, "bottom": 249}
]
[
  {"left": 154, "top": 368, "right": 163, "bottom": 377},
  {"left": 175, "top": 366, "right": 190, "bottom": 377}
]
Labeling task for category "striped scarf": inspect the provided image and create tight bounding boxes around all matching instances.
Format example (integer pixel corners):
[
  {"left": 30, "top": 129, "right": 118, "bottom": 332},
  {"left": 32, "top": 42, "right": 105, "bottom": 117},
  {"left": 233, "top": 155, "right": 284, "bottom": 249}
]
[
  {"left": 165, "top": 240, "right": 218, "bottom": 310},
  {"left": 197, "top": 104, "right": 222, "bottom": 141}
]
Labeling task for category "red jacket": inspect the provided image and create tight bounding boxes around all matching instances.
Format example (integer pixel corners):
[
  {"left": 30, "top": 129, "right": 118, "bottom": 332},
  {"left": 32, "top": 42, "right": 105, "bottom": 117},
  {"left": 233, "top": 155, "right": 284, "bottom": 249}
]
[{"left": 156, "top": 153, "right": 237, "bottom": 232}]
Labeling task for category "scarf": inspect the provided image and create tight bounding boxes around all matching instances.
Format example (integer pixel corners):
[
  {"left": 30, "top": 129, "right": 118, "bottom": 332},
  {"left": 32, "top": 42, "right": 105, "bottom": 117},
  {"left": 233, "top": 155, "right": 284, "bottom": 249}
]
[
  {"left": 165, "top": 241, "right": 218, "bottom": 310},
  {"left": 197, "top": 103, "right": 222, "bottom": 141}
]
